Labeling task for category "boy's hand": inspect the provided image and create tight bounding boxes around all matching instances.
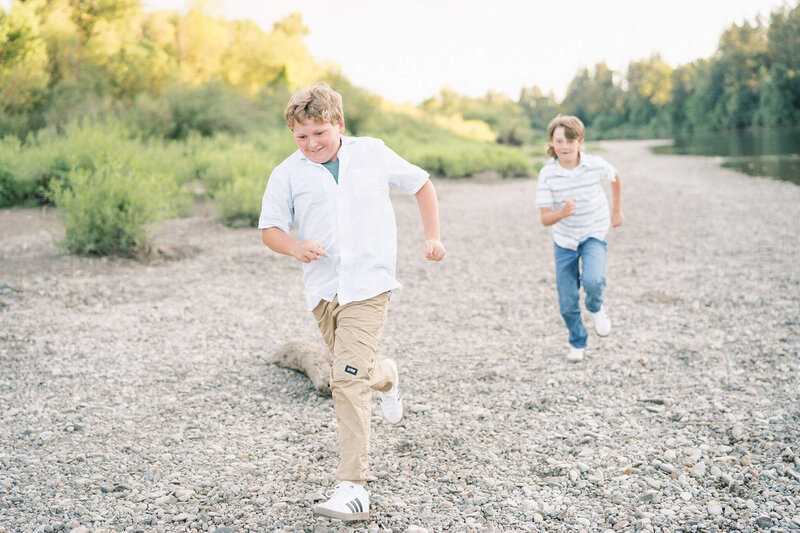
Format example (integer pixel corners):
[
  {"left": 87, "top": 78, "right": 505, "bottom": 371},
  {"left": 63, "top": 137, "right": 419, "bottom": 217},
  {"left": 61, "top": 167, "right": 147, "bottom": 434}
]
[
  {"left": 559, "top": 198, "right": 577, "bottom": 219},
  {"left": 423, "top": 238, "right": 446, "bottom": 262},
  {"left": 611, "top": 210, "right": 624, "bottom": 227},
  {"left": 292, "top": 239, "right": 330, "bottom": 263}
]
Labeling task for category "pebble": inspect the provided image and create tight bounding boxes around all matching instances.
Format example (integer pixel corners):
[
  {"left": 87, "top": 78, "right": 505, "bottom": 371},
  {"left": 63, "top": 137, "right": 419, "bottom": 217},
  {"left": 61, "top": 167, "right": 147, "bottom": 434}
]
[
  {"left": 691, "top": 461, "right": 706, "bottom": 477},
  {"left": 731, "top": 423, "right": 747, "bottom": 440},
  {"left": 174, "top": 489, "right": 194, "bottom": 501},
  {"left": 756, "top": 515, "right": 772, "bottom": 528}
]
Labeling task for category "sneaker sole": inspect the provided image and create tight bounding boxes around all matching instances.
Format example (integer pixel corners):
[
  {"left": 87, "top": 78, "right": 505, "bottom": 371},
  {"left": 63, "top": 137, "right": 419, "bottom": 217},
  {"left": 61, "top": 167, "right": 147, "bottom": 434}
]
[
  {"left": 594, "top": 327, "right": 611, "bottom": 337},
  {"left": 312, "top": 506, "right": 369, "bottom": 521},
  {"left": 381, "top": 359, "right": 404, "bottom": 424}
]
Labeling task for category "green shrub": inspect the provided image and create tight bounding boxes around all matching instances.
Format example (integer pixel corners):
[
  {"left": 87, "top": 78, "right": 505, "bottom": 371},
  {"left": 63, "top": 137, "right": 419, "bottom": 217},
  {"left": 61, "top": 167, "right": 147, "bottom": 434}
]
[
  {"left": 0, "top": 136, "right": 26, "bottom": 206},
  {"left": 384, "top": 134, "right": 533, "bottom": 179},
  {"left": 191, "top": 136, "right": 281, "bottom": 226},
  {"left": 215, "top": 173, "right": 266, "bottom": 228},
  {"left": 0, "top": 166, "right": 23, "bottom": 207},
  {"left": 163, "top": 83, "right": 259, "bottom": 139},
  {"left": 51, "top": 165, "right": 182, "bottom": 257},
  {"left": 180, "top": 131, "right": 291, "bottom": 226},
  {"left": 0, "top": 121, "right": 195, "bottom": 212}
]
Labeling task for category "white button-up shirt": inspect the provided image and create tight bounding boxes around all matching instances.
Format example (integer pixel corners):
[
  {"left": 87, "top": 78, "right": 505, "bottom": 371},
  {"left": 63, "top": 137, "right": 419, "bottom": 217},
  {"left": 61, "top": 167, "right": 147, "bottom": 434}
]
[{"left": 259, "top": 136, "right": 429, "bottom": 310}]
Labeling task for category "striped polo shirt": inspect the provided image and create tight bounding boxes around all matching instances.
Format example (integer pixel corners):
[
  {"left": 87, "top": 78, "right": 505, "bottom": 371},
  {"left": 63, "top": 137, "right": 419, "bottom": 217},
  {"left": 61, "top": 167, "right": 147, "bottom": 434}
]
[{"left": 535, "top": 153, "right": 617, "bottom": 250}]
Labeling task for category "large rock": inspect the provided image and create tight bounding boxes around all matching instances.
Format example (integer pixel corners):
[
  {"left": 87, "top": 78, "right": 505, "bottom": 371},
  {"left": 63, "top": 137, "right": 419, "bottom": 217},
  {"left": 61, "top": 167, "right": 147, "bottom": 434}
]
[{"left": 266, "top": 341, "right": 331, "bottom": 396}]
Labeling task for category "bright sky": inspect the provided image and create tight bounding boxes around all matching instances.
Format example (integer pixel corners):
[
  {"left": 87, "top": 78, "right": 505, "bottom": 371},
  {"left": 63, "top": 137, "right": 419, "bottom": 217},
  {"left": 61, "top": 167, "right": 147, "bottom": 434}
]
[{"left": 3, "top": 0, "right": 787, "bottom": 104}]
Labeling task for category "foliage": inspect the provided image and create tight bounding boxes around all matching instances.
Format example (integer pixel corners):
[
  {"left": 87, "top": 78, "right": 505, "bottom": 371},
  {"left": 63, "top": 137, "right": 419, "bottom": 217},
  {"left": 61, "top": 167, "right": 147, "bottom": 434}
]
[
  {"left": 214, "top": 173, "right": 266, "bottom": 228},
  {"left": 2, "top": 0, "right": 797, "bottom": 258},
  {"left": 384, "top": 132, "right": 532, "bottom": 179},
  {"left": 522, "top": 2, "right": 800, "bottom": 138},
  {"left": 518, "top": 85, "right": 560, "bottom": 132},
  {"left": 0, "top": 120, "right": 195, "bottom": 206},
  {"left": 51, "top": 164, "right": 180, "bottom": 256},
  {"left": 422, "top": 88, "right": 533, "bottom": 145}
]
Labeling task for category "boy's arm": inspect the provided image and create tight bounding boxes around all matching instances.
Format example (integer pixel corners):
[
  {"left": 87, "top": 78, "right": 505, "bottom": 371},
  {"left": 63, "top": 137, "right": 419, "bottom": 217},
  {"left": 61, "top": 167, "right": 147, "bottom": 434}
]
[
  {"left": 414, "top": 179, "right": 446, "bottom": 261},
  {"left": 610, "top": 171, "right": 624, "bottom": 227},
  {"left": 261, "top": 227, "right": 330, "bottom": 263},
  {"left": 540, "top": 199, "right": 577, "bottom": 226}
]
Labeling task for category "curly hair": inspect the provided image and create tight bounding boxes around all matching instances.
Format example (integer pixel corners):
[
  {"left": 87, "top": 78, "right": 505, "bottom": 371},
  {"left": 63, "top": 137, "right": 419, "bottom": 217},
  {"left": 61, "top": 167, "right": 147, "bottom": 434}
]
[{"left": 284, "top": 82, "right": 344, "bottom": 128}]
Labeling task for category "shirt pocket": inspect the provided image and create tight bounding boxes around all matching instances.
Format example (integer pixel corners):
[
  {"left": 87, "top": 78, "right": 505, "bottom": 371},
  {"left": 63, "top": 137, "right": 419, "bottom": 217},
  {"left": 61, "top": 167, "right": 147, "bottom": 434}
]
[{"left": 352, "top": 168, "right": 389, "bottom": 199}]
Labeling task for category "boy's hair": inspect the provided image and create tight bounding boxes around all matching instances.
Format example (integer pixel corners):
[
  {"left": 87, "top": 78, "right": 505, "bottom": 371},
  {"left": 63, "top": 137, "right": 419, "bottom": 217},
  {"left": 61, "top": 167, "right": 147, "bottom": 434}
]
[
  {"left": 546, "top": 115, "right": 585, "bottom": 158},
  {"left": 284, "top": 82, "right": 344, "bottom": 128}
]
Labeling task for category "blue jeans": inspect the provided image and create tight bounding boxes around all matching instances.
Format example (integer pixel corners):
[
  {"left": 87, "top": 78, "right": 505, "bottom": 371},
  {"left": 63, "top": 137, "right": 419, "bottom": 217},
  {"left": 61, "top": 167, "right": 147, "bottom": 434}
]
[{"left": 554, "top": 238, "right": 607, "bottom": 348}]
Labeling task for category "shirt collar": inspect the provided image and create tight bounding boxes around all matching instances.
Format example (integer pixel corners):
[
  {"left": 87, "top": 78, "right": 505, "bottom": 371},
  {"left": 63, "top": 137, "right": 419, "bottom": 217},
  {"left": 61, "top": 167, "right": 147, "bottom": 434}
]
[{"left": 555, "top": 151, "right": 586, "bottom": 170}]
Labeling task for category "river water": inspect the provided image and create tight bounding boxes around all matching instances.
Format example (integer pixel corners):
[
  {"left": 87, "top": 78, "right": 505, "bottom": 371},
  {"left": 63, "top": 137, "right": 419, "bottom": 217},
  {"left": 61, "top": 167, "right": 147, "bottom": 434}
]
[{"left": 651, "top": 127, "right": 800, "bottom": 185}]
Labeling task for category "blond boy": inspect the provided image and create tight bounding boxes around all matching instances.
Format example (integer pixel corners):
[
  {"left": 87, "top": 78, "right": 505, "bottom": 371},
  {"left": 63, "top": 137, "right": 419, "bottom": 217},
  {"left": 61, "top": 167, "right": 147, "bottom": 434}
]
[{"left": 259, "top": 82, "right": 445, "bottom": 521}]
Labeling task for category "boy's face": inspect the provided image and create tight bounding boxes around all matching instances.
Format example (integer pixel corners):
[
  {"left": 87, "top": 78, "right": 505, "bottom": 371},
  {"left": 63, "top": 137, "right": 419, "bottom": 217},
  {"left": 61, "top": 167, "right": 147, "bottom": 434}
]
[
  {"left": 291, "top": 118, "right": 344, "bottom": 163},
  {"left": 551, "top": 126, "right": 583, "bottom": 167}
]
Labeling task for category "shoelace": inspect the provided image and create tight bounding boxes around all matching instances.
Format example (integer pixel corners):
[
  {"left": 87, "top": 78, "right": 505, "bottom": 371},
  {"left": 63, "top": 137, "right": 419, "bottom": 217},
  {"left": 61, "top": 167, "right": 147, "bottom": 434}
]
[{"left": 325, "top": 482, "right": 347, "bottom": 498}]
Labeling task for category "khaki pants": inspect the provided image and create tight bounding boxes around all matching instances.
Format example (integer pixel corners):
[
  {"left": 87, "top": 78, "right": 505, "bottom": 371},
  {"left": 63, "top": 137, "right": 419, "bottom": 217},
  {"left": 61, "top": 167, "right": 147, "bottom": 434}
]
[{"left": 312, "top": 292, "right": 395, "bottom": 484}]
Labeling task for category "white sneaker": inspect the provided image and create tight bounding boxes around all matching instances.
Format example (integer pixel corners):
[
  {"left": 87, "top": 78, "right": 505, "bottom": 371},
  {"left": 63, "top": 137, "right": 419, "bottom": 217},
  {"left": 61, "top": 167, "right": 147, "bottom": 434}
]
[
  {"left": 567, "top": 346, "right": 585, "bottom": 363},
  {"left": 591, "top": 306, "right": 611, "bottom": 336},
  {"left": 377, "top": 359, "right": 404, "bottom": 424},
  {"left": 312, "top": 482, "right": 369, "bottom": 521}
]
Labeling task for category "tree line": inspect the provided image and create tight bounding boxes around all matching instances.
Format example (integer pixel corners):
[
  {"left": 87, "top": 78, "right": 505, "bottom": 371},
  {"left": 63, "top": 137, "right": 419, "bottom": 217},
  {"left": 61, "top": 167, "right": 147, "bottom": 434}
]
[
  {"left": 2, "top": 1, "right": 797, "bottom": 144},
  {"left": 424, "top": 2, "right": 800, "bottom": 141},
  {"left": 0, "top": 0, "right": 325, "bottom": 138}
]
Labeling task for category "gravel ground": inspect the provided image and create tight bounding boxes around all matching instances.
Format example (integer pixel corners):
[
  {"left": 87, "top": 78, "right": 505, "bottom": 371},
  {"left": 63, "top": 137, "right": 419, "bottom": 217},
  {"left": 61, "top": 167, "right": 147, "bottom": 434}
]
[{"left": 1, "top": 140, "right": 799, "bottom": 532}]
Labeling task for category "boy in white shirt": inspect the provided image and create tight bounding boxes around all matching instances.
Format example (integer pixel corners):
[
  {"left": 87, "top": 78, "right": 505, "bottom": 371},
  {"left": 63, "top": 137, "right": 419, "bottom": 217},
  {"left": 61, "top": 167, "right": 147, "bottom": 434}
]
[
  {"left": 259, "top": 82, "right": 445, "bottom": 521},
  {"left": 536, "top": 115, "right": 623, "bottom": 363}
]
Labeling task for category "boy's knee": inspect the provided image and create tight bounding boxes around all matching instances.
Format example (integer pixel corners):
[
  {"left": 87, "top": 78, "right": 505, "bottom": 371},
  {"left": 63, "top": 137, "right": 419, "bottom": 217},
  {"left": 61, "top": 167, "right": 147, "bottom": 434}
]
[{"left": 582, "top": 277, "right": 605, "bottom": 295}]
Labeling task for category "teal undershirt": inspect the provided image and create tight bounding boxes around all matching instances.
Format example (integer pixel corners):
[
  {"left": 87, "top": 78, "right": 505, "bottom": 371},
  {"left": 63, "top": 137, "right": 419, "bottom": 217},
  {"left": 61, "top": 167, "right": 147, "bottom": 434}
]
[{"left": 322, "top": 159, "right": 339, "bottom": 184}]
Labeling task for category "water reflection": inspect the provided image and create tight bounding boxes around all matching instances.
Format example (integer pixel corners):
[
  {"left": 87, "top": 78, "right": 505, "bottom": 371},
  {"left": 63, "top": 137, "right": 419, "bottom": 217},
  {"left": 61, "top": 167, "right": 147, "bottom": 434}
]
[{"left": 652, "top": 128, "right": 800, "bottom": 185}]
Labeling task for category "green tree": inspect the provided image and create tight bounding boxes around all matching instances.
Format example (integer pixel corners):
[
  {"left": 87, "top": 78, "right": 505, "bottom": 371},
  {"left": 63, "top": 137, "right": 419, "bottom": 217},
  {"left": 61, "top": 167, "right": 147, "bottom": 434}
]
[
  {"left": 685, "top": 58, "right": 727, "bottom": 131},
  {"left": 518, "top": 84, "right": 559, "bottom": 132},
  {"left": 175, "top": 0, "right": 228, "bottom": 85},
  {"left": 716, "top": 20, "right": 767, "bottom": 128},
  {"left": 624, "top": 54, "right": 672, "bottom": 129},
  {"left": 757, "top": 3, "right": 800, "bottom": 125},
  {"left": 561, "top": 67, "right": 593, "bottom": 124},
  {"left": 586, "top": 62, "right": 625, "bottom": 131},
  {"left": 665, "top": 64, "right": 695, "bottom": 134},
  {"left": 0, "top": 0, "right": 50, "bottom": 112}
]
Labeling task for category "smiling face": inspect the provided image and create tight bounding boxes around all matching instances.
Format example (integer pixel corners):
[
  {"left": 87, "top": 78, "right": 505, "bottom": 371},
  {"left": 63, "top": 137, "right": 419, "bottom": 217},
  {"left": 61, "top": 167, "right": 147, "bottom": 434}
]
[
  {"left": 551, "top": 126, "right": 584, "bottom": 169},
  {"left": 292, "top": 118, "right": 344, "bottom": 163}
]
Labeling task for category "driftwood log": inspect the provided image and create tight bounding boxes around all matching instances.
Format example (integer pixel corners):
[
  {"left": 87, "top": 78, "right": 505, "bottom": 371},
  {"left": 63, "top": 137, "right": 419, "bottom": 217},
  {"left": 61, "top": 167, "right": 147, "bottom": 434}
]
[{"left": 265, "top": 341, "right": 332, "bottom": 397}]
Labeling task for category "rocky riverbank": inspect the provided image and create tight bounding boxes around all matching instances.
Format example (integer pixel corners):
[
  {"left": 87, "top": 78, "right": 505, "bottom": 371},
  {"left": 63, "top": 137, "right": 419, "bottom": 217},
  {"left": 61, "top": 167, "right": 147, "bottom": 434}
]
[{"left": 1, "top": 140, "right": 799, "bottom": 532}]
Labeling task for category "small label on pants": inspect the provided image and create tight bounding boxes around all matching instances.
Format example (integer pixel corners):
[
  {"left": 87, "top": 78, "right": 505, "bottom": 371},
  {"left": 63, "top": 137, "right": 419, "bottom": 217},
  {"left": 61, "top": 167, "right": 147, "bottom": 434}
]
[{"left": 344, "top": 365, "right": 358, "bottom": 375}]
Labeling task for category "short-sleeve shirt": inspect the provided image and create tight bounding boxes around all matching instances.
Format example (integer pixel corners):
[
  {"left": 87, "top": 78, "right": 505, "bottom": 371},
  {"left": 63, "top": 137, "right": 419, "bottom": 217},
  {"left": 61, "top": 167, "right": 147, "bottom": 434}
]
[
  {"left": 535, "top": 153, "right": 617, "bottom": 250},
  {"left": 259, "top": 135, "right": 429, "bottom": 310}
]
